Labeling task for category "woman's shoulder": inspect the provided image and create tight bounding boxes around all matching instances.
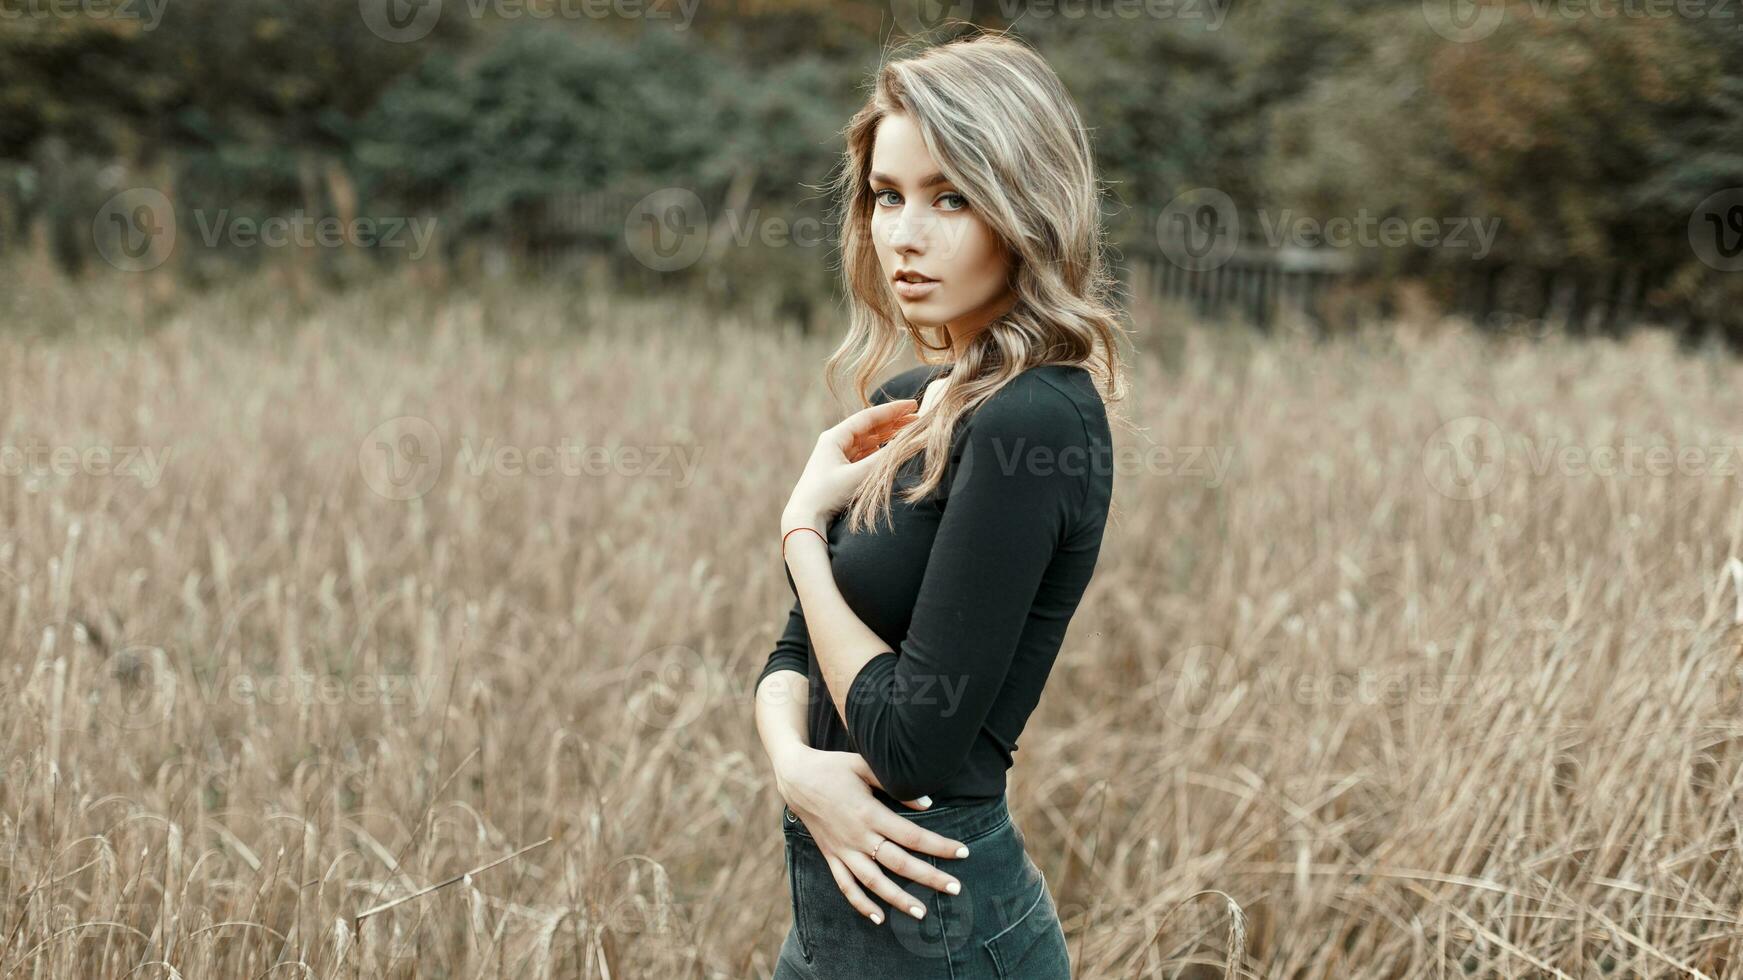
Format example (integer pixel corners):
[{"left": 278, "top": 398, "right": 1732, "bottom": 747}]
[
  {"left": 873, "top": 361, "right": 1105, "bottom": 449},
  {"left": 971, "top": 363, "right": 1106, "bottom": 446},
  {"left": 951, "top": 364, "right": 1111, "bottom": 516}
]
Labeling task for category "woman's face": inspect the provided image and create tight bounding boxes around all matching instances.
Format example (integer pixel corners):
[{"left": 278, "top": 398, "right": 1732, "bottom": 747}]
[{"left": 868, "top": 112, "right": 1013, "bottom": 335}]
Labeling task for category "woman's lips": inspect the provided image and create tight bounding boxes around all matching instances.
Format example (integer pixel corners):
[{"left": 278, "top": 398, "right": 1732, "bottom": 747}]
[{"left": 893, "top": 278, "right": 940, "bottom": 300}]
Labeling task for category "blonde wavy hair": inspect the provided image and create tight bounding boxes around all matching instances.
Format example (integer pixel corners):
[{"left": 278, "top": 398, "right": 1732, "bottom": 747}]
[{"left": 826, "top": 29, "right": 1132, "bottom": 535}]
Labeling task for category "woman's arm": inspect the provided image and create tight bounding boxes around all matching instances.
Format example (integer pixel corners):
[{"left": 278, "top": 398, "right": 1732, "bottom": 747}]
[
  {"left": 753, "top": 587, "right": 970, "bottom": 926},
  {"left": 754, "top": 598, "right": 813, "bottom": 771},
  {"left": 782, "top": 381, "right": 1089, "bottom": 801}
]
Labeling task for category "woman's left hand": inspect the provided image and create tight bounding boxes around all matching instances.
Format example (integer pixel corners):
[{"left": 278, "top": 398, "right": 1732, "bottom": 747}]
[{"left": 782, "top": 398, "right": 919, "bottom": 531}]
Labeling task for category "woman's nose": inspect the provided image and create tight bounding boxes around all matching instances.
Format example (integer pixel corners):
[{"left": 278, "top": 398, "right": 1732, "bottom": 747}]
[{"left": 886, "top": 206, "right": 929, "bottom": 253}]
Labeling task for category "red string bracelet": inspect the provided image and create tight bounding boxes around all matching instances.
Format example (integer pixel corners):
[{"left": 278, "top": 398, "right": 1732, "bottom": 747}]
[{"left": 782, "top": 525, "right": 826, "bottom": 559}]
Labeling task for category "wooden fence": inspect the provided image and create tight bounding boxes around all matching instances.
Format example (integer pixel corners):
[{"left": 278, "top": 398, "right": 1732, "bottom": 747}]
[
  {"left": 1125, "top": 246, "right": 1728, "bottom": 341},
  {"left": 1124, "top": 243, "right": 1356, "bottom": 331}
]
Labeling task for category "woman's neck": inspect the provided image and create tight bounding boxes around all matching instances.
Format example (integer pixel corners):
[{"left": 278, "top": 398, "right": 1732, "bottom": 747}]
[{"left": 939, "top": 289, "right": 1018, "bottom": 351}]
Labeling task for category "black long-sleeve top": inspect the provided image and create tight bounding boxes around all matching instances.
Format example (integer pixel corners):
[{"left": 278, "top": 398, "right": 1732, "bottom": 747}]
[{"left": 756, "top": 362, "right": 1114, "bottom": 805}]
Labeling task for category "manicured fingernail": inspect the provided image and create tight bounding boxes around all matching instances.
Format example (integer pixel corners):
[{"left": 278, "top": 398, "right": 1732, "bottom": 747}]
[
  {"left": 946, "top": 880, "right": 960, "bottom": 894},
  {"left": 909, "top": 905, "right": 925, "bottom": 919},
  {"left": 955, "top": 846, "right": 969, "bottom": 858},
  {"left": 917, "top": 796, "right": 932, "bottom": 807},
  {"left": 870, "top": 912, "right": 882, "bottom": 925}
]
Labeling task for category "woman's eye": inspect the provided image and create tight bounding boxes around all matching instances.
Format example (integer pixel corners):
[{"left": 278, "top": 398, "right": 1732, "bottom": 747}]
[
  {"left": 874, "top": 189, "right": 901, "bottom": 207},
  {"left": 936, "top": 192, "right": 968, "bottom": 211}
]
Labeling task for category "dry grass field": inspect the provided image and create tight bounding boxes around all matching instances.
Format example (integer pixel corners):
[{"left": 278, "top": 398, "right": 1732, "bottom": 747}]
[{"left": 3, "top": 269, "right": 1742, "bottom": 978}]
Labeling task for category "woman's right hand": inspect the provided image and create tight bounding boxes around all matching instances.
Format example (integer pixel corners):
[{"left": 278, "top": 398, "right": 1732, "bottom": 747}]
[{"left": 773, "top": 745, "right": 970, "bottom": 924}]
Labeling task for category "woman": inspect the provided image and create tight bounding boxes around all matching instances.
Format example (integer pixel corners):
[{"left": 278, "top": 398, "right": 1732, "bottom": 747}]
[{"left": 753, "top": 30, "right": 1128, "bottom": 979}]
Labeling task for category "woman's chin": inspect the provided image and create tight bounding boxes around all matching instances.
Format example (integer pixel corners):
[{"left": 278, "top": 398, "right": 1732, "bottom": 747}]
[{"left": 895, "top": 300, "right": 949, "bottom": 327}]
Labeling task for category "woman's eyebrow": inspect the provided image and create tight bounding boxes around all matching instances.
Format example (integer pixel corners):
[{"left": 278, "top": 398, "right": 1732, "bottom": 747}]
[{"left": 868, "top": 171, "right": 951, "bottom": 189}]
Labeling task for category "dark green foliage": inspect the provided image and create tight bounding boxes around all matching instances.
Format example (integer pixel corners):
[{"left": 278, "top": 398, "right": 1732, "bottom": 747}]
[{"left": 0, "top": 1, "right": 1739, "bottom": 334}]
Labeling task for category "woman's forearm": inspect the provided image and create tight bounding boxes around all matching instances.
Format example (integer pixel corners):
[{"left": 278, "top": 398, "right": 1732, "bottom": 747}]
[
  {"left": 755, "top": 668, "right": 812, "bottom": 774},
  {"left": 780, "top": 510, "right": 894, "bottom": 728}
]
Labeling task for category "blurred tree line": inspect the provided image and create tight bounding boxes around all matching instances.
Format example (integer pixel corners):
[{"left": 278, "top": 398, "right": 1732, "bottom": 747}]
[{"left": 1, "top": 0, "right": 1739, "bottom": 339}]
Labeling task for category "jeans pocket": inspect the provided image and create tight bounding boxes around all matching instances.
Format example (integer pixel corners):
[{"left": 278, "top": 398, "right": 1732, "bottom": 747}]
[
  {"left": 783, "top": 832, "right": 813, "bottom": 962},
  {"left": 982, "top": 875, "right": 1070, "bottom": 979}
]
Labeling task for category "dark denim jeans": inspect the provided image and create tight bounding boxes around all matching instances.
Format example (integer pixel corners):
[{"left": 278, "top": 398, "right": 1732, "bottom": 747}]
[{"left": 773, "top": 794, "right": 1071, "bottom": 979}]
